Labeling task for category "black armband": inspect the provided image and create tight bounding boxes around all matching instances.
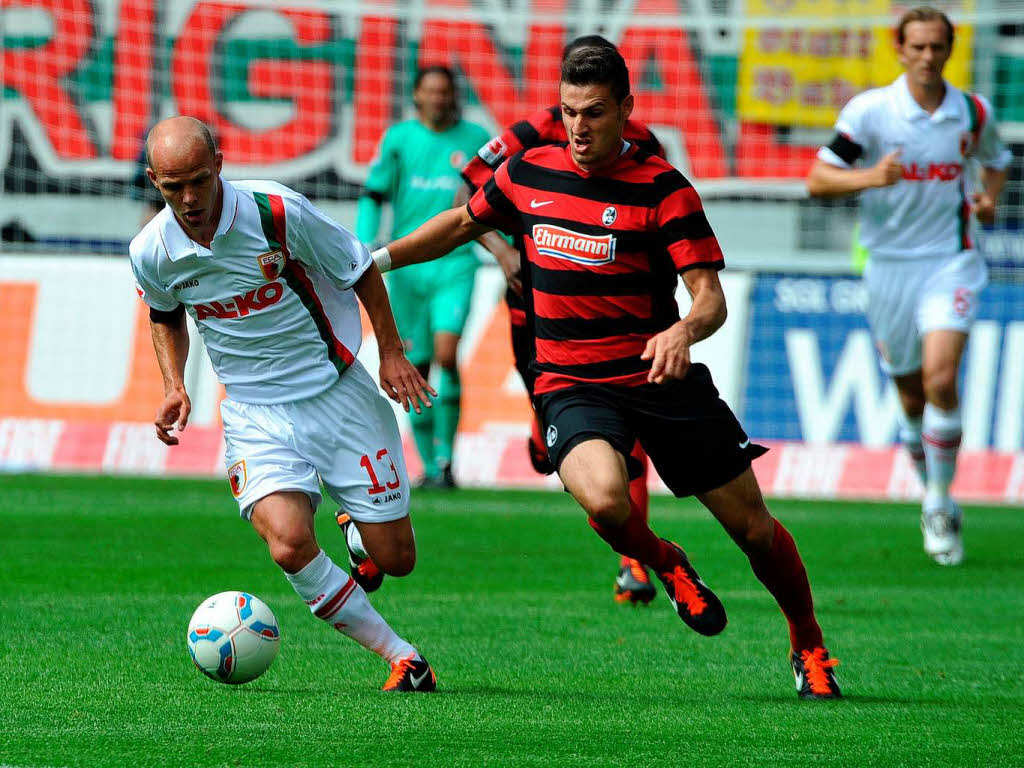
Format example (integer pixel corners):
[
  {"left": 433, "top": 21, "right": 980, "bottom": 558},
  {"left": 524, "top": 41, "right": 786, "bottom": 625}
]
[
  {"left": 150, "top": 303, "right": 185, "bottom": 323},
  {"left": 826, "top": 132, "right": 863, "bottom": 165}
]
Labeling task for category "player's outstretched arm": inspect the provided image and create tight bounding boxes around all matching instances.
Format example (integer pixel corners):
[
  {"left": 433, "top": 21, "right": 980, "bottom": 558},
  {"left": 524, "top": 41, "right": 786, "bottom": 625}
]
[
  {"left": 806, "top": 152, "right": 902, "bottom": 198},
  {"left": 149, "top": 306, "right": 191, "bottom": 446},
  {"left": 641, "top": 267, "right": 727, "bottom": 385},
  {"left": 454, "top": 183, "right": 522, "bottom": 294},
  {"left": 353, "top": 264, "right": 437, "bottom": 414},
  {"left": 375, "top": 206, "right": 490, "bottom": 272}
]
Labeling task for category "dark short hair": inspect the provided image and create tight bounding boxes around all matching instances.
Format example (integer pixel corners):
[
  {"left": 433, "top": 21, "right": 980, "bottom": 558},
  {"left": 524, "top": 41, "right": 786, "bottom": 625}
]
[
  {"left": 896, "top": 6, "right": 954, "bottom": 46},
  {"left": 414, "top": 64, "right": 457, "bottom": 91},
  {"left": 561, "top": 34, "right": 616, "bottom": 62},
  {"left": 560, "top": 45, "right": 630, "bottom": 103}
]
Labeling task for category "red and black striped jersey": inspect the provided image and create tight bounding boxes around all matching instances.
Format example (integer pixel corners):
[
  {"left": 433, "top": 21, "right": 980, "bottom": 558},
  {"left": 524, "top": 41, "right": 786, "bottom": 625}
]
[
  {"left": 467, "top": 142, "right": 724, "bottom": 395},
  {"left": 463, "top": 105, "right": 665, "bottom": 324},
  {"left": 461, "top": 105, "right": 665, "bottom": 194}
]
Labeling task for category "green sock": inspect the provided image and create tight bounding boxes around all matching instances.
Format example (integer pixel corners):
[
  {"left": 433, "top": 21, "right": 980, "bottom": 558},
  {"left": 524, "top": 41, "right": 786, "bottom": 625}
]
[
  {"left": 434, "top": 367, "right": 461, "bottom": 471},
  {"left": 409, "top": 401, "right": 436, "bottom": 477}
]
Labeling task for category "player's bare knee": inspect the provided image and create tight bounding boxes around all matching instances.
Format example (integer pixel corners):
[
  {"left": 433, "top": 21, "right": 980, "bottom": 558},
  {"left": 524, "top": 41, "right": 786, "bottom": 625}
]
[
  {"left": 269, "top": 537, "right": 318, "bottom": 574},
  {"left": 923, "top": 368, "right": 958, "bottom": 409},
  {"left": 585, "top": 492, "right": 630, "bottom": 527}
]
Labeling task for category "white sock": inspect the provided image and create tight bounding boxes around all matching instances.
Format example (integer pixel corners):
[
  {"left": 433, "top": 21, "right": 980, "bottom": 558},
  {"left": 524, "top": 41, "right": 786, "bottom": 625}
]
[
  {"left": 345, "top": 520, "right": 368, "bottom": 561},
  {"left": 898, "top": 412, "right": 927, "bottom": 485},
  {"left": 284, "top": 550, "right": 417, "bottom": 664},
  {"left": 922, "top": 403, "right": 962, "bottom": 501}
]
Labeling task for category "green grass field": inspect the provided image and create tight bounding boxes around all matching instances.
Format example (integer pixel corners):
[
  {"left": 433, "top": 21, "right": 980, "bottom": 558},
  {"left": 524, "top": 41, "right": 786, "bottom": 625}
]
[{"left": 1, "top": 474, "right": 1022, "bottom": 767}]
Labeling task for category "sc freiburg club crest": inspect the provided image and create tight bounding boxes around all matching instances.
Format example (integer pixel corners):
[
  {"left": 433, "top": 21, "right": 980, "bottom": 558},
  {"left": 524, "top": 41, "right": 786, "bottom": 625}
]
[{"left": 257, "top": 250, "right": 286, "bottom": 281}]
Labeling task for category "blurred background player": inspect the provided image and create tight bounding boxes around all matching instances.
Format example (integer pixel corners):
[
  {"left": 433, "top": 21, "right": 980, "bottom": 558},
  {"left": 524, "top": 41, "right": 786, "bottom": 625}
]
[
  {"left": 375, "top": 46, "right": 841, "bottom": 699},
  {"left": 459, "top": 34, "right": 664, "bottom": 605},
  {"left": 807, "top": 6, "right": 1011, "bottom": 566},
  {"left": 131, "top": 116, "right": 437, "bottom": 692},
  {"left": 357, "top": 65, "right": 491, "bottom": 489}
]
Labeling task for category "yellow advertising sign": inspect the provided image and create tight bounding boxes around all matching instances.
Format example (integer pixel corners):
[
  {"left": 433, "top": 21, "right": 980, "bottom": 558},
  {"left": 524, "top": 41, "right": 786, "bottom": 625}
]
[{"left": 738, "top": 0, "right": 973, "bottom": 126}]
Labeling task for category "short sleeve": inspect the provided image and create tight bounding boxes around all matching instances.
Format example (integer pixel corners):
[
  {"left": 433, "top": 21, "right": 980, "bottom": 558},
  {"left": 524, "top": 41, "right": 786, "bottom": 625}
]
[
  {"left": 467, "top": 158, "right": 521, "bottom": 235},
  {"left": 653, "top": 170, "right": 724, "bottom": 272},
  {"left": 129, "top": 246, "right": 179, "bottom": 312},
  {"left": 363, "top": 128, "right": 399, "bottom": 198},
  {"left": 818, "top": 95, "right": 872, "bottom": 168},
  {"left": 288, "top": 195, "right": 371, "bottom": 290},
  {"left": 974, "top": 94, "right": 1013, "bottom": 170}
]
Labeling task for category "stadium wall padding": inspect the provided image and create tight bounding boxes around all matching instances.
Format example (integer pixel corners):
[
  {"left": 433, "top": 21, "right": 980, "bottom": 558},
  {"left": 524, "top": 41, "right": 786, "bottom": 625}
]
[{"left": 3, "top": 254, "right": 1023, "bottom": 504}]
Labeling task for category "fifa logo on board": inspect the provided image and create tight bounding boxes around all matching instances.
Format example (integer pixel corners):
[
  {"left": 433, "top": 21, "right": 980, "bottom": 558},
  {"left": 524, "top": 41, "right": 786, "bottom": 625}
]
[{"left": 532, "top": 224, "right": 616, "bottom": 266}]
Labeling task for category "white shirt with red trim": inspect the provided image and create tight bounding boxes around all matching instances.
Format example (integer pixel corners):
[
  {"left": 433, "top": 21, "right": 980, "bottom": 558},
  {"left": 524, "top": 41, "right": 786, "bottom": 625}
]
[
  {"left": 130, "top": 178, "right": 372, "bottom": 405},
  {"left": 818, "top": 74, "right": 1012, "bottom": 260}
]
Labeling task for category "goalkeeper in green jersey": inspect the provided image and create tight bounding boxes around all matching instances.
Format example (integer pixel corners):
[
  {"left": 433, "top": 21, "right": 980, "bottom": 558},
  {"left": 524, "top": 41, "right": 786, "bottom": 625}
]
[{"left": 357, "top": 65, "right": 491, "bottom": 488}]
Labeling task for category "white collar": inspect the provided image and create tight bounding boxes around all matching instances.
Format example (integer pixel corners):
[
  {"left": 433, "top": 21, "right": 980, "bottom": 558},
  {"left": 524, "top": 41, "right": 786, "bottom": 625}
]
[
  {"left": 896, "top": 73, "right": 959, "bottom": 122},
  {"left": 165, "top": 176, "right": 237, "bottom": 260}
]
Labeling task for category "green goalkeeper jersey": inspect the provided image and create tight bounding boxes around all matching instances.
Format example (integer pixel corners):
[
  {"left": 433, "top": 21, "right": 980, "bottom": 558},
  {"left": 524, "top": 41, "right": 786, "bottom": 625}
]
[{"left": 357, "top": 118, "right": 491, "bottom": 266}]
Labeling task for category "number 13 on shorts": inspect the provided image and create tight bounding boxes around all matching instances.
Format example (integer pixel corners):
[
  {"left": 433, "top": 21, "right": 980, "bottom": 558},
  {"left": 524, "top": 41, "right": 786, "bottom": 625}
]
[{"left": 359, "top": 449, "right": 401, "bottom": 495}]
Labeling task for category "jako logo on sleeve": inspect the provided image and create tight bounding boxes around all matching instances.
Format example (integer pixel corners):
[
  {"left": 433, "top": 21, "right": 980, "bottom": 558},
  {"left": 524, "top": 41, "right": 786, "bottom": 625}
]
[
  {"left": 195, "top": 282, "right": 284, "bottom": 320},
  {"left": 532, "top": 224, "right": 616, "bottom": 266}
]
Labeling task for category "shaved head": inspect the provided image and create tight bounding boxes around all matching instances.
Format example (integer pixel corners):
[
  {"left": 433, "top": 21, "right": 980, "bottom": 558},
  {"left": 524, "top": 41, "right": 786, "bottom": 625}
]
[
  {"left": 145, "top": 116, "right": 223, "bottom": 244},
  {"left": 146, "top": 116, "right": 217, "bottom": 171}
]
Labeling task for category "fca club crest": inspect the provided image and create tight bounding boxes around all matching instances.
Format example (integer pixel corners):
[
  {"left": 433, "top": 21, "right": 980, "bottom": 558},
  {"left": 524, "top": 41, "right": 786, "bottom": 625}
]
[
  {"left": 228, "top": 459, "right": 247, "bottom": 497},
  {"left": 257, "top": 250, "right": 286, "bottom": 281}
]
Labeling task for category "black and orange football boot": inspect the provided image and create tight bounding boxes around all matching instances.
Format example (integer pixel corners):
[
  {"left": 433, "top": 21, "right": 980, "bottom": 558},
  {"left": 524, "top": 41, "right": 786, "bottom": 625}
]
[
  {"left": 656, "top": 540, "right": 727, "bottom": 636},
  {"left": 791, "top": 647, "right": 842, "bottom": 699},
  {"left": 336, "top": 512, "right": 384, "bottom": 593},
  {"left": 383, "top": 654, "right": 437, "bottom": 692},
  {"left": 613, "top": 556, "right": 657, "bottom": 605}
]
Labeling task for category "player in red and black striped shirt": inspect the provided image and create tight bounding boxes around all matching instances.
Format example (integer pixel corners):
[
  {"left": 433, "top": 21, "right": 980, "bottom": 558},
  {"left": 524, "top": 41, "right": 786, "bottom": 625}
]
[
  {"left": 375, "top": 45, "right": 841, "bottom": 698},
  {"left": 459, "top": 35, "right": 665, "bottom": 606}
]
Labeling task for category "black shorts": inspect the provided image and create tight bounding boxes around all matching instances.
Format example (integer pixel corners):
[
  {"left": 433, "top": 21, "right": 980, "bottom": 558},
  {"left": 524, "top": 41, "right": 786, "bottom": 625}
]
[{"left": 536, "top": 364, "right": 767, "bottom": 497}]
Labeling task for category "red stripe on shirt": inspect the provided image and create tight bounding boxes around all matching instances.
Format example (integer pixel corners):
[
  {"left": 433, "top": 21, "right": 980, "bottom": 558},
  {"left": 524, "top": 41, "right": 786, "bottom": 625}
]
[
  {"left": 533, "top": 289, "right": 652, "bottom": 320},
  {"left": 535, "top": 335, "right": 648, "bottom": 366},
  {"left": 535, "top": 370, "right": 650, "bottom": 394}
]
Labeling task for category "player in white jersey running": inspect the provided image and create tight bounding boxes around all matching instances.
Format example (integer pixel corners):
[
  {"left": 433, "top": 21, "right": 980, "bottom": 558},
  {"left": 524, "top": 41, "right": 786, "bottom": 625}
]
[
  {"left": 130, "top": 116, "right": 438, "bottom": 691},
  {"left": 807, "top": 7, "right": 1012, "bottom": 565}
]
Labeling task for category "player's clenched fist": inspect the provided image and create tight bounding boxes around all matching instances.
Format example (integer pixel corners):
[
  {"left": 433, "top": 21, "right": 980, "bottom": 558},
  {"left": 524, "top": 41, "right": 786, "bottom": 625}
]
[
  {"left": 378, "top": 348, "right": 437, "bottom": 414},
  {"left": 155, "top": 388, "right": 191, "bottom": 445},
  {"left": 873, "top": 149, "right": 903, "bottom": 188}
]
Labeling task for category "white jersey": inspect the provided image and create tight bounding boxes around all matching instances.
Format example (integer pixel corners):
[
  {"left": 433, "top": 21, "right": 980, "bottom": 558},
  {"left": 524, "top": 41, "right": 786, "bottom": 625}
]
[
  {"left": 130, "top": 178, "right": 372, "bottom": 404},
  {"left": 818, "top": 74, "right": 1012, "bottom": 261}
]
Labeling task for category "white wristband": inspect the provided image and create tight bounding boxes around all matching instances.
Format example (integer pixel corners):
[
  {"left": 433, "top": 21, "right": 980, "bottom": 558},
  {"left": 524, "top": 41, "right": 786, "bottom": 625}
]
[{"left": 371, "top": 246, "right": 392, "bottom": 273}]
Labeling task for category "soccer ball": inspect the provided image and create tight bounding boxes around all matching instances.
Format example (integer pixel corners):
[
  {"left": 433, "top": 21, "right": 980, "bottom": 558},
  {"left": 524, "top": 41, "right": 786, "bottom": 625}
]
[{"left": 187, "top": 591, "right": 280, "bottom": 684}]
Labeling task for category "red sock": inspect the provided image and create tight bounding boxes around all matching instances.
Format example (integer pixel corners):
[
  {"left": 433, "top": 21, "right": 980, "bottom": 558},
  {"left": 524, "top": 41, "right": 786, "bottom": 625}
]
[
  {"left": 747, "top": 520, "right": 824, "bottom": 652},
  {"left": 628, "top": 441, "right": 649, "bottom": 527},
  {"left": 587, "top": 498, "right": 675, "bottom": 574}
]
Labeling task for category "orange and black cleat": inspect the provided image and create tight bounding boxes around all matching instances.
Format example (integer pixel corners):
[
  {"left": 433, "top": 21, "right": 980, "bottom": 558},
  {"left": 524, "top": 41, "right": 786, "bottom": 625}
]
[
  {"left": 657, "top": 540, "right": 727, "bottom": 636},
  {"left": 614, "top": 556, "right": 657, "bottom": 605},
  {"left": 383, "top": 654, "right": 437, "bottom": 692},
  {"left": 792, "top": 647, "right": 842, "bottom": 699},
  {"left": 336, "top": 512, "right": 384, "bottom": 593}
]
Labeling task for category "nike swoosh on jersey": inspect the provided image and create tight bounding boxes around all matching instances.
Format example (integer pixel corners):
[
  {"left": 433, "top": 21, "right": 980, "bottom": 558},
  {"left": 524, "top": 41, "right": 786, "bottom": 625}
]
[
  {"left": 530, "top": 199, "right": 554, "bottom": 208},
  {"left": 738, "top": 439, "right": 751, "bottom": 449}
]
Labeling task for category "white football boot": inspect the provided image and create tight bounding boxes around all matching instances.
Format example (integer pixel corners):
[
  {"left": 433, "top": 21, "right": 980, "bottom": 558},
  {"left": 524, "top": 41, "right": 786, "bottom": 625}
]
[{"left": 921, "top": 495, "right": 964, "bottom": 566}]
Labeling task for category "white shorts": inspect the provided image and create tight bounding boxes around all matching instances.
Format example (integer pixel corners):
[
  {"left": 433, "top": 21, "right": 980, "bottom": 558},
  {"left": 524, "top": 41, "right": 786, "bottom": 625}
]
[
  {"left": 220, "top": 360, "right": 410, "bottom": 523},
  {"left": 863, "top": 250, "right": 987, "bottom": 376}
]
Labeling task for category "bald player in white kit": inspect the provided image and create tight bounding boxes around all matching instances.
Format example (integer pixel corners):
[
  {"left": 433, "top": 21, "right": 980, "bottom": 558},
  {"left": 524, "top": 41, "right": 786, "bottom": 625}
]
[
  {"left": 807, "top": 7, "right": 1012, "bottom": 565},
  {"left": 130, "top": 116, "right": 438, "bottom": 690}
]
